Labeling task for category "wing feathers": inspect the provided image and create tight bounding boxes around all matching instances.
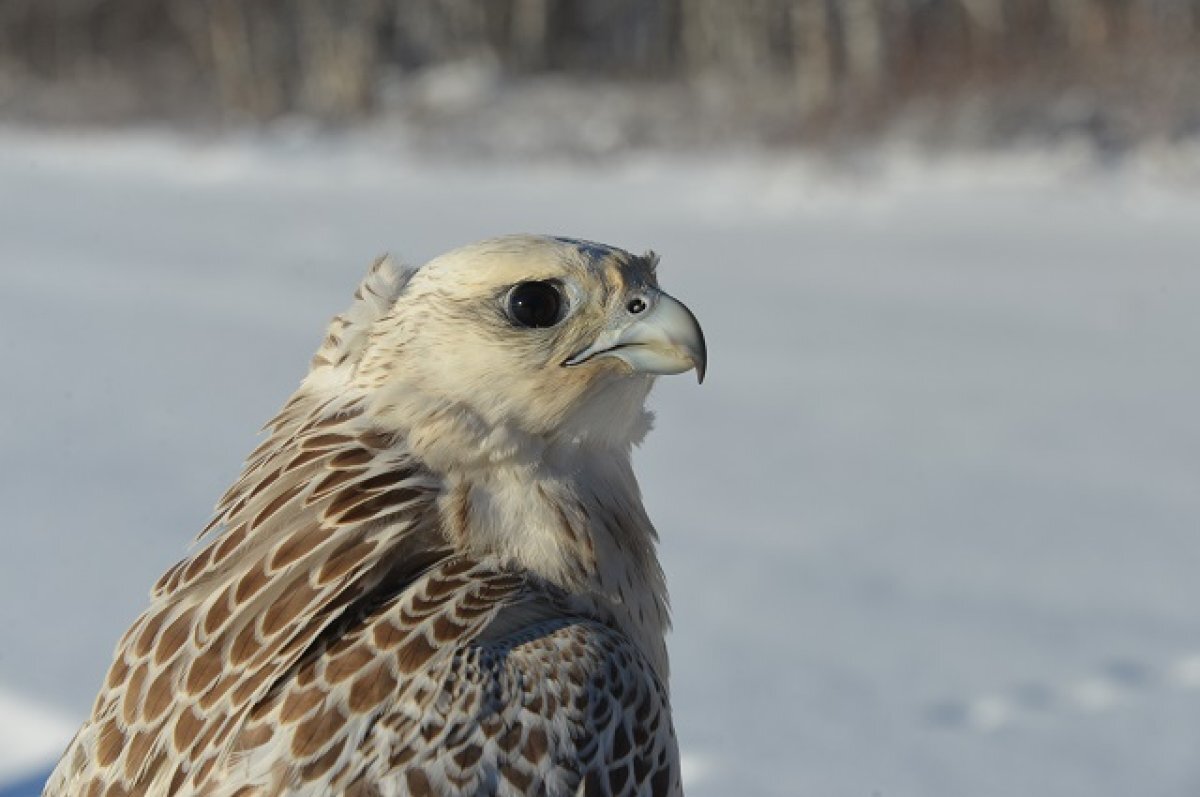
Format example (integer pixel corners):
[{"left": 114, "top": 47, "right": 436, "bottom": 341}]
[{"left": 47, "top": 380, "right": 444, "bottom": 796}]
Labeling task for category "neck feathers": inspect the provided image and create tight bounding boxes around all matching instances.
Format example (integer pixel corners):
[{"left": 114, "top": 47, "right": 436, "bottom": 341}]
[
  {"left": 175, "top": 383, "right": 670, "bottom": 678},
  {"left": 437, "top": 443, "right": 671, "bottom": 675}
]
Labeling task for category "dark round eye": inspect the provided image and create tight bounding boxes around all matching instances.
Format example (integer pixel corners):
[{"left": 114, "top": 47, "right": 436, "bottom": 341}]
[
  {"left": 627, "top": 297, "right": 647, "bottom": 314},
  {"left": 507, "top": 281, "right": 564, "bottom": 328}
]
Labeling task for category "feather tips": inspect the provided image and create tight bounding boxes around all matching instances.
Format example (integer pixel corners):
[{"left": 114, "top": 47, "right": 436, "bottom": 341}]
[{"left": 310, "top": 255, "right": 414, "bottom": 374}]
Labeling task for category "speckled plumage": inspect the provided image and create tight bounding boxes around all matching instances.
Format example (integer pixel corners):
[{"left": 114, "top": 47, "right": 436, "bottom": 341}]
[{"left": 46, "top": 236, "right": 703, "bottom": 797}]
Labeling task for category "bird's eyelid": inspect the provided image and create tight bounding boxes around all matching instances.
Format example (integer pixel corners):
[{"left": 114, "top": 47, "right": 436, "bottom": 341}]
[{"left": 497, "top": 277, "right": 565, "bottom": 303}]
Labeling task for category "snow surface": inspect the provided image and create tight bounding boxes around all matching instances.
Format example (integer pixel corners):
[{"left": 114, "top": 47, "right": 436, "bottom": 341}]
[
  {"left": 2, "top": 130, "right": 1199, "bottom": 796},
  {"left": 0, "top": 689, "right": 72, "bottom": 786}
]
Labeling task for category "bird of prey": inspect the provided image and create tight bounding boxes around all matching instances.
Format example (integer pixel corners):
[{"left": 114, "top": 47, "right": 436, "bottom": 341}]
[{"left": 46, "top": 235, "right": 706, "bottom": 797}]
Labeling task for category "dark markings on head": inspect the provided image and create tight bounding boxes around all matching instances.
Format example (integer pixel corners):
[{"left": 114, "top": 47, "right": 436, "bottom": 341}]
[{"left": 550, "top": 236, "right": 616, "bottom": 262}]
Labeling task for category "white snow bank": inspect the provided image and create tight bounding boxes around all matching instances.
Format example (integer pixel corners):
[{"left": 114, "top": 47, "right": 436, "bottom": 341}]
[{"left": 0, "top": 688, "right": 72, "bottom": 784}]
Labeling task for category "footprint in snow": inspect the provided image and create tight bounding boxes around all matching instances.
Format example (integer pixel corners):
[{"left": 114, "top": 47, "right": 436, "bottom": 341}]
[{"left": 922, "top": 653, "right": 1200, "bottom": 732}]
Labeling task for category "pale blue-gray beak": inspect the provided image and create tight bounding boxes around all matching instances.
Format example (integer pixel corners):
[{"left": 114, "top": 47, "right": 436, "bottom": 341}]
[{"left": 565, "top": 288, "right": 707, "bottom": 383}]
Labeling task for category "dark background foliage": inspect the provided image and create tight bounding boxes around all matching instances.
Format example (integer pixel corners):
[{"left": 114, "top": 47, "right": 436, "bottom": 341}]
[{"left": 1, "top": 2, "right": 1197, "bottom": 147}]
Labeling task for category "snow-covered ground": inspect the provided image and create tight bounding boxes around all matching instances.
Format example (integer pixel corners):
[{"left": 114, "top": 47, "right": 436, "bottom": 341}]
[{"left": 2, "top": 130, "right": 1199, "bottom": 796}]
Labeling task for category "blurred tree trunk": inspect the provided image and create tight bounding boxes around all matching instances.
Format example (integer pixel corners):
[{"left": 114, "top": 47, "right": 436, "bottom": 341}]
[
  {"left": 1052, "top": 0, "right": 1112, "bottom": 55},
  {"left": 679, "top": 0, "right": 770, "bottom": 78},
  {"left": 508, "top": 0, "right": 550, "bottom": 69},
  {"left": 791, "top": 0, "right": 835, "bottom": 108},
  {"left": 837, "top": 0, "right": 886, "bottom": 91},
  {"left": 203, "top": 2, "right": 278, "bottom": 118},
  {"left": 294, "top": 0, "right": 383, "bottom": 118}
]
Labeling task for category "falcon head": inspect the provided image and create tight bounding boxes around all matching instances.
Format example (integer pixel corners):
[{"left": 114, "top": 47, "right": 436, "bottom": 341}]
[{"left": 345, "top": 235, "right": 706, "bottom": 465}]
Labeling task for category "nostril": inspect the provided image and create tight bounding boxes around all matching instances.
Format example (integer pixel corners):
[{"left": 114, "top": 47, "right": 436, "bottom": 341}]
[{"left": 627, "top": 297, "right": 647, "bottom": 314}]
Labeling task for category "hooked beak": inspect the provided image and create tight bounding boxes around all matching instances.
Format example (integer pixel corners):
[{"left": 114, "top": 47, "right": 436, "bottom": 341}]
[{"left": 564, "top": 289, "right": 707, "bottom": 383}]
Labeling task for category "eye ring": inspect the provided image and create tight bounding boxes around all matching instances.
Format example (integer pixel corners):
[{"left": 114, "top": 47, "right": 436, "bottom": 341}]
[
  {"left": 507, "top": 281, "right": 565, "bottom": 328},
  {"left": 627, "top": 297, "right": 647, "bottom": 314}
]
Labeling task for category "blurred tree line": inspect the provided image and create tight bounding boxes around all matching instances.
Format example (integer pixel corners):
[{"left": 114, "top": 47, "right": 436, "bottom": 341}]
[{"left": 0, "top": 0, "right": 1197, "bottom": 140}]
